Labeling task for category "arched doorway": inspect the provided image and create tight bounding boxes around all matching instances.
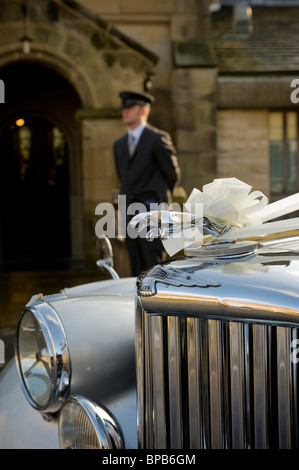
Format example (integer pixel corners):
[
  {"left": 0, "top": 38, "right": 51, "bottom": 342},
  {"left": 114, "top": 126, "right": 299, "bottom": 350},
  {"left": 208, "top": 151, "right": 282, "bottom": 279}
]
[
  {"left": 0, "top": 117, "right": 70, "bottom": 269},
  {"left": 0, "top": 61, "right": 83, "bottom": 270}
]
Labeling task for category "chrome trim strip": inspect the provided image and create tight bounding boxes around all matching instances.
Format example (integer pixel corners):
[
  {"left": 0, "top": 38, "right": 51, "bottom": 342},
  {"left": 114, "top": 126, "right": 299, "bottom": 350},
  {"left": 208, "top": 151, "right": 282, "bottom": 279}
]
[
  {"left": 150, "top": 315, "right": 167, "bottom": 448},
  {"left": 208, "top": 319, "right": 223, "bottom": 448},
  {"left": 141, "top": 292, "right": 299, "bottom": 327},
  {"left": 136, "top": 300, "right": 144, "bottom": 449},
  {"left": 291, "top": 328, "right": 299, "bottom": 445},
  {"left": 144, "top": 310, "right": 152, "bottom": 448},
  {"left": 168, "top": 316, "right": 183, "bottom": 448},
  {"left": 15, "top": 301, "right": 71, "bottom": 414},
  {"left": 187, "top": 317, "right": 202, "bottom": 448},
  {"left": 277, "top": 327, "right": 291, "bottom": 448},
  {"left": 244, "top": 323, "right": 252, "bottom": 448},
  {"left": 229, "top": 322, "right": 245, "bottom": 448},
  {"left": 252, "top": 324, "right": 268, "bottom": 448},
  {"left": 200, "top": 319, "right": 210, "bottom": 447}
]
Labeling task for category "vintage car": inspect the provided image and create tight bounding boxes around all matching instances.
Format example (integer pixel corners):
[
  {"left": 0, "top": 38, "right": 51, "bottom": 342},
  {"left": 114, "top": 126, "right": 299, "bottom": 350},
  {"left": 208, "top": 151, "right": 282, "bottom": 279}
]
[{"left": 1, "top": 178, "right": 299, "bottom": 449}]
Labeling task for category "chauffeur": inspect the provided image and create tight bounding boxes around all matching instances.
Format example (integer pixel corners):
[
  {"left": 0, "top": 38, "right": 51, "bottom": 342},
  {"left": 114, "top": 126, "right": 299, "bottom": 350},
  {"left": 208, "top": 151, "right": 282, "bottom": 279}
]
[{"left": 114, "top": 90, "right": 181, "bottom": 276}]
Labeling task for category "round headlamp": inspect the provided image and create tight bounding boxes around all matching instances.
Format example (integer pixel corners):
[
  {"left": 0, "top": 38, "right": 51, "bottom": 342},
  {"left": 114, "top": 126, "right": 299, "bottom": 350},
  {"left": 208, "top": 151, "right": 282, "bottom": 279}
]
[
  {"left": 15, "top": 300, "right": 71, "bottom": 413},
  {"left": 58, "top": 395, "right": 124, "bottom": 449}
]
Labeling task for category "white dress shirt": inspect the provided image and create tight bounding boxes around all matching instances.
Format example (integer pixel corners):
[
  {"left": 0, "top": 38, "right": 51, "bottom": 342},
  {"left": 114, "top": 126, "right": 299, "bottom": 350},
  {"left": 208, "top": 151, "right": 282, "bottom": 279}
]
[{"left": 128, "top": 122, "right": 146, "bottom": 155}]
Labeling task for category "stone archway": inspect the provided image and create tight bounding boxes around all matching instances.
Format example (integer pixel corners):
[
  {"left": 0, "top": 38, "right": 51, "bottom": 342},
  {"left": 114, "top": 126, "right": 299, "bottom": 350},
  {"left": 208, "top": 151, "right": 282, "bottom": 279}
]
[
  {"left": 0, "top": 60, "right": 84, "bottom": 269},
  {"left": 0, "top": 0, "right": 158, "bottom": 269}
]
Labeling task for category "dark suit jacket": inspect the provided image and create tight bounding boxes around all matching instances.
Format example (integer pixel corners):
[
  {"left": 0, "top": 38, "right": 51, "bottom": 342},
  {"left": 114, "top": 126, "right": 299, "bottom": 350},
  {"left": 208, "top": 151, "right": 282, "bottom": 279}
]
[{"left": 114, "top": 123, "right": 180, "bottom": 205}]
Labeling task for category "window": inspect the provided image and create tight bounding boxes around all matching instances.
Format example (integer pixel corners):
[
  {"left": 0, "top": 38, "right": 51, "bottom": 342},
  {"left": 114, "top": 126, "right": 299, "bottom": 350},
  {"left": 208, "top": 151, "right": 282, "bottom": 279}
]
[{"left": 269, "top": 111, "right": 299, "bottom": 199}]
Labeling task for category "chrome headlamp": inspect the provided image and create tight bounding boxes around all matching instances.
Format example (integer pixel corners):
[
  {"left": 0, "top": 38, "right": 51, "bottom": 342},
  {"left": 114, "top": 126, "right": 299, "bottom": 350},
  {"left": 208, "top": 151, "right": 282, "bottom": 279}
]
[
  {"left": 15, "top": 298, "right": 71, "bottom": 414},
  {"left": 58, "top": 395, "right": 124, "bottom": 449}
]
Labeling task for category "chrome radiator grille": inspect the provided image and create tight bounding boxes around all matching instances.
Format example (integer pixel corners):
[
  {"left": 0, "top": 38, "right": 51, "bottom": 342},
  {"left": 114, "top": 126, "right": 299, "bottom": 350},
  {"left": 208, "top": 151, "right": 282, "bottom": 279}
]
[{"left": 136, "top": 304, "right": 299, "bottom": 449}]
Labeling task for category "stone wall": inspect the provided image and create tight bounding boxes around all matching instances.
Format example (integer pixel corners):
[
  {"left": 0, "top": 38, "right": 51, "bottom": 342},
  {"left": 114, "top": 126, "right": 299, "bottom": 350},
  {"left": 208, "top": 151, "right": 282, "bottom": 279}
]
[
  {"left": 87, "top": 0, "right": 217, "bottom": 196},
  {"left": 0, "top": 0, "right": 229, "bottom": 270},
  {"left": 0, "top": 0, "right": 157, "bottom": 268},
  {"left": 217, "top": 109, "right": 270, "bottom": 197},
  {"left": 172, "top": 68, "right": 218, "bottom": 196}
]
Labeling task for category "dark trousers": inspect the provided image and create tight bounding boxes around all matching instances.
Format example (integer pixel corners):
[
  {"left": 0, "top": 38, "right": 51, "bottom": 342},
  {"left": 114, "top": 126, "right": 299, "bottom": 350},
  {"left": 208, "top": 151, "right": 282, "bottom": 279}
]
[
  {"left": 126, "top": 196, "right": 164, "bottom": 276},
  {"left": 125, "top": 234, "right": 164, "bottom": 277}
]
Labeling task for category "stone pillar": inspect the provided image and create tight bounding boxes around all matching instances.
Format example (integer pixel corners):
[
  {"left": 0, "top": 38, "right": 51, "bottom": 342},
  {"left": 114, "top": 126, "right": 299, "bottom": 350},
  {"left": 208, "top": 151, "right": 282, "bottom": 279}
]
[
  {"left": 171, "top": 0, "right": 211, "bottom": 41},
  {"left": 217, "top": 110, "right": 270, "bottom": 197},
  {"left": 79, "top": 114, "right": 122, "bottom": 265},
  {"left": 171, "top": 0, "right": 217, "bottom": 196}
]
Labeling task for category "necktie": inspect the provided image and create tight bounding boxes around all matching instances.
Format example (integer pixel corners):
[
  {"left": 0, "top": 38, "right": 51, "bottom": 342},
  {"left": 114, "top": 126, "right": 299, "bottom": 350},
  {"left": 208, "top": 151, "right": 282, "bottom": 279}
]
[{"left": 128, "top": 134, "right": 135, "bottom": 157}]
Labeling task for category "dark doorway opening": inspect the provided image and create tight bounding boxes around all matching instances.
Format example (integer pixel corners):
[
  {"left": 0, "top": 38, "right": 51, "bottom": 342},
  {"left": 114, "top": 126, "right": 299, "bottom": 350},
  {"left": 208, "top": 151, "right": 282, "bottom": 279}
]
[
  {"left": 0, "top": 117, "right": 70, "bottom": 270},
  {"left": 0, "top": 61, "right": 82, "bottom": 271}
]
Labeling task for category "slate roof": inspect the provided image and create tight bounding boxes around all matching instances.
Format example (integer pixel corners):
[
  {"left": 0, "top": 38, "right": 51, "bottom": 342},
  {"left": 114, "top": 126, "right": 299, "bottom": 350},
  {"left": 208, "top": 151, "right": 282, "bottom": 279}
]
[{"left": 211, "top": 6, "right": 299, "bottom": 74}]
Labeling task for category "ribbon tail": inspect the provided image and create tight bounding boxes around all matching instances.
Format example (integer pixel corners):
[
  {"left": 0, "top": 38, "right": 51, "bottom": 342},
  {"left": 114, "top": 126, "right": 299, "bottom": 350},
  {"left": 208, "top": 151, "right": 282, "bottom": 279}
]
[
  {"left": 259, "top": 192, "right": 299, "bottom": 222},
  {"left": 162, "top": 226, "right": 203, "bottom": 256},
  {"left": 220, "top": 217, "right": 299, "bottom": 241}
]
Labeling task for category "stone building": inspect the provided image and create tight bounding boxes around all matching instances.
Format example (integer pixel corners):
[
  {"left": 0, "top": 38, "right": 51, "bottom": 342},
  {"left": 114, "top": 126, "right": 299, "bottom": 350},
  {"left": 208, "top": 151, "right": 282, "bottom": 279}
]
[{"left": 0, "top": 0, "right": 298, "bottom": 274}]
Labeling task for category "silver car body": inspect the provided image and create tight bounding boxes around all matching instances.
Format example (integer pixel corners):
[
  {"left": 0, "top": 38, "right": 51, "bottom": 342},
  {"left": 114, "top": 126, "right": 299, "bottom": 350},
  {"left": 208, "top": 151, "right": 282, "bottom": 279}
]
[
  {"left": 0, "top": 277, "right": 138, "bottom": 449},
  {"left": 1, "top": 235, "right": 299, "bottom": 448}
]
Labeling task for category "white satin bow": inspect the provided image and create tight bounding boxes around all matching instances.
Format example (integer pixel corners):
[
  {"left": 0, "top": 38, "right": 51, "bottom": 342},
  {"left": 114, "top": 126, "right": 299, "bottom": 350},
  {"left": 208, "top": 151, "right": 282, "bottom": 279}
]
[
  {"left": 187, "top": 177, "right": 268, "bottom": 226},
  {"left": 130, "top": 178, "right": 299, "bottom": 256}
]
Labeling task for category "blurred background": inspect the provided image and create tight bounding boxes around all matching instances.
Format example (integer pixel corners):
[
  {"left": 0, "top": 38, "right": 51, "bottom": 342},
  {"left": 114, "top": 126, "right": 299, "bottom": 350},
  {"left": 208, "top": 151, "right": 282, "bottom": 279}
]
[{"left": 1, "top": 0, "right": 299, "bottom": 354}]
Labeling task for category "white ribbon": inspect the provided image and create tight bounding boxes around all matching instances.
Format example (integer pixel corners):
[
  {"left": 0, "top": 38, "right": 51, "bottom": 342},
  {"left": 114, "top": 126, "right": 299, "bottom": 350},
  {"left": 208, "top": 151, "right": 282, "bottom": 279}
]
[
  {"left": 184, "top": 178, "right": 299, "bottom": 251},
  {"left": 187, "top": 178, "right": 268, "bottom": 227},
  {"left": 130, "top": 178, "right": 299, "bottom": 256}
]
